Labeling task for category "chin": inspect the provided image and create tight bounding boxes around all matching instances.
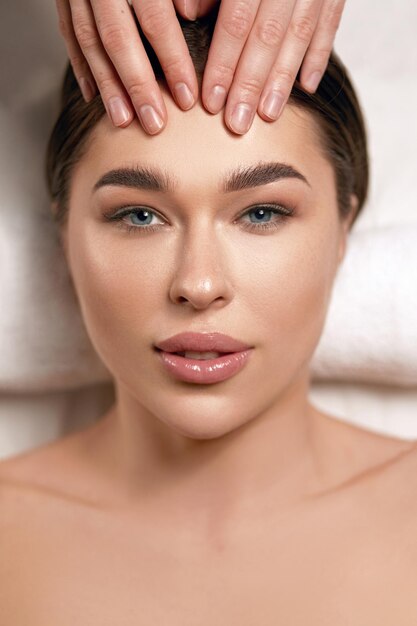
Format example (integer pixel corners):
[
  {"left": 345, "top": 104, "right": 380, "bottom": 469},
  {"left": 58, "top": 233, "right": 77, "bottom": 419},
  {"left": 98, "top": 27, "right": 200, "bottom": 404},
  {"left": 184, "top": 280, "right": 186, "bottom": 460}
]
[{"left": 153, "top": 397, "right": 253, "bottom": 441}]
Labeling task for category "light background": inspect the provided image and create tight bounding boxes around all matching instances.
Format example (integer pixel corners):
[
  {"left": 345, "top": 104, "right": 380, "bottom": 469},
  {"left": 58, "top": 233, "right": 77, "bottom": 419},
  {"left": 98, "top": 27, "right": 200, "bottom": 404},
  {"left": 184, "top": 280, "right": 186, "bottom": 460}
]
[{"left": 0, "top": 0, "right": 416, "bottom": 458}]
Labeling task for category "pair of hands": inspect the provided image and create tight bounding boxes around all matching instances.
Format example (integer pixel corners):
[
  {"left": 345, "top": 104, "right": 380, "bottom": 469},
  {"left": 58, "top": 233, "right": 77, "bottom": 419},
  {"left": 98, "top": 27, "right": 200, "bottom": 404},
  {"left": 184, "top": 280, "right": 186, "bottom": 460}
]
[{"left": 55, "top": 0, "right": 345, "bottom": 135}]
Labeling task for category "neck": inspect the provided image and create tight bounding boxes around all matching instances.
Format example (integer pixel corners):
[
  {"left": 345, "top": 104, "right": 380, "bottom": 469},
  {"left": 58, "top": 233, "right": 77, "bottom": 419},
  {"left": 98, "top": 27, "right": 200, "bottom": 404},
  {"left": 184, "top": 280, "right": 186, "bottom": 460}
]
[{"left": 91, "top": 369, "right": 325, "bottom": 532}]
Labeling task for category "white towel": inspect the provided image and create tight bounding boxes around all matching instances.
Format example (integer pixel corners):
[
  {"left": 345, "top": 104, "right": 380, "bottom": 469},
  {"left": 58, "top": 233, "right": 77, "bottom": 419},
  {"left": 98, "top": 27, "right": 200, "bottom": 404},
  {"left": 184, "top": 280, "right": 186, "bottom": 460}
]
[
  {"left": 310, "top": 224, "right": 417, "bottom": 387},
  {"left": 0, "top": 108, "right": 111, "bottom": 393},
  {"left": 1, "top": 0, "right": 417, "bottom": 393}
]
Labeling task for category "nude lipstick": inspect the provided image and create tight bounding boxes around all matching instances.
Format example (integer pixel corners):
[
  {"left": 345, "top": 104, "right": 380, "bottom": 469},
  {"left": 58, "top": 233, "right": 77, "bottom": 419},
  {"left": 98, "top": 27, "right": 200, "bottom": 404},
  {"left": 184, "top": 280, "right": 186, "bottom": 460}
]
[{"left": 154, "top": 332, "right": 253, "bottom": 384}]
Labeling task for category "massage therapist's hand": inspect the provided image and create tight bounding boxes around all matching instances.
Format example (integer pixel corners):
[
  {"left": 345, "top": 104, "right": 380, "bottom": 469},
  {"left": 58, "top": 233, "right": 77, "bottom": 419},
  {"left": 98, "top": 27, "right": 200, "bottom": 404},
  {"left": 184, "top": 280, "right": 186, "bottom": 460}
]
[
  {"left": 201, "top": 0, "right": 346, "bottom": 133},
  {"left": 55, "top": 0, "right": 346, "bottom": 135}
]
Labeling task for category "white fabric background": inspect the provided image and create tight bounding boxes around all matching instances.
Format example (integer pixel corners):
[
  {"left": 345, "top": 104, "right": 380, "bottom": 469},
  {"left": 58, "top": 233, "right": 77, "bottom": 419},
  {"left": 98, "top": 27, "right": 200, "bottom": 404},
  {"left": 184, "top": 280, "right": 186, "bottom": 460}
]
[{"left": 0, "top": 0, "right": 416, "bottom": 459}]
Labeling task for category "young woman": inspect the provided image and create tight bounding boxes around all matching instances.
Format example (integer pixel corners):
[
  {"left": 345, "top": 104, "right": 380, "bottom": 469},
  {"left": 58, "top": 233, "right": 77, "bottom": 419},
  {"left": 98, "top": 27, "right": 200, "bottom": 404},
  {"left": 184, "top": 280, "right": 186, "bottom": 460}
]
[{"left": 1, "top": 8, "right": 416, "bottom": 624}]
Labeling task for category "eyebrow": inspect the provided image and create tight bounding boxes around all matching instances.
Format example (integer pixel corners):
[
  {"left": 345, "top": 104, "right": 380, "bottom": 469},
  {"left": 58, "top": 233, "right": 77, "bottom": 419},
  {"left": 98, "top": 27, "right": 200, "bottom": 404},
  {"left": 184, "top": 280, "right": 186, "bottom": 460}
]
[
  {"left": 223, "top": 162, "right": 310, "bottom": 191},
  {"left": 93, "top": 161, "right": 310, "bottom": 194}
]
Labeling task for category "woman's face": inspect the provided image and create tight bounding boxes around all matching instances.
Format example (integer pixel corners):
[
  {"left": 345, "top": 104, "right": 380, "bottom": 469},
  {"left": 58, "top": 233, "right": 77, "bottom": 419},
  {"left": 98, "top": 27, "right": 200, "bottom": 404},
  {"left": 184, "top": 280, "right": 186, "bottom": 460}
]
[{"left": 64, "top": 91, "right": 352, "bottom": 440}]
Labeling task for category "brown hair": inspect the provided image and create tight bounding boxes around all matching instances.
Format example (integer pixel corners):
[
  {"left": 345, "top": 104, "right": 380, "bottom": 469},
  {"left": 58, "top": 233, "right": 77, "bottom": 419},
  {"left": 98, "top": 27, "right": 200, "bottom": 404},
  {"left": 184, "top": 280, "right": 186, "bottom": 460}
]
[{"left": 46, "top": 5, "right": 369, "bottom": 228}]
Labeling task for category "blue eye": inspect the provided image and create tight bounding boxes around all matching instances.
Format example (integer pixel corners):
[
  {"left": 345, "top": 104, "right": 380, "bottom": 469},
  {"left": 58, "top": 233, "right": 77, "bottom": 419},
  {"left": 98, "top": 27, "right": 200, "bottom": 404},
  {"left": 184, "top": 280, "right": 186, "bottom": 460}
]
[
  {"left": 238, "top": 204, "right": 294, "bottom": 233},
  {"left": 104, "top": 203, "right": 294, "bottom": 235},
  {"left": 126, "top": 208, "right": 160, "bottom": 226},
  {"left": 105, "top": 207, "right": 165, "bottom": 234},
  {"left": 248, "top": 207, "right": 274, "bottom": 223}
]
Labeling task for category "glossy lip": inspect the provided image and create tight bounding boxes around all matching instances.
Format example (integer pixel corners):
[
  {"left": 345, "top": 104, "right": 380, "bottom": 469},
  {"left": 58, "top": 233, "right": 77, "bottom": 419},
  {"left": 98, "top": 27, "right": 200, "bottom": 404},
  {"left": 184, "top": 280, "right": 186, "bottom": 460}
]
[
  {"left": 154, "top": 331, "right": 252, "bottom": 354},
  {"left": 156, "top": 348, "right": 254, "bottom": 384}
]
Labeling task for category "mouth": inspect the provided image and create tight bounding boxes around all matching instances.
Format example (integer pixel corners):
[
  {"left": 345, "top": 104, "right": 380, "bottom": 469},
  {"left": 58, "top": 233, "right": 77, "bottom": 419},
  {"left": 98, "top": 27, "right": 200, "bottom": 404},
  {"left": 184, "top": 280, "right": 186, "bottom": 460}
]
[
  {"left": 154, "top": 347, "right": 254, "bottom": 384},
  {"left": 154, "top": 348, "right": 234, "bottom": 360}
]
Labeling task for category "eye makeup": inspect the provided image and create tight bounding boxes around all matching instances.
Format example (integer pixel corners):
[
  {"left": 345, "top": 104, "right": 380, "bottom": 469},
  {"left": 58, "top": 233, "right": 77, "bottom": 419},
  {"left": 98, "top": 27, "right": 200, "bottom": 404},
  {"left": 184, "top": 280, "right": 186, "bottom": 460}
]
[{"left": 102, "top": 203, "right": 295, "bottom": 236}]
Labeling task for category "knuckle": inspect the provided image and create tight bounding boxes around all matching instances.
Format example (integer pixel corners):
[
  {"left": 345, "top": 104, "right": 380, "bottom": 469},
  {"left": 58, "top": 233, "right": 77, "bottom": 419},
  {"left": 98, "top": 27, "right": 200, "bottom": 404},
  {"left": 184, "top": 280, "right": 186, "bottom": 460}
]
[
  {"left": 255, "top": 17, "right": 286, "bottom": 49},
  {"left": 209, "top": 60, "right": 236, "bottom": 84},
  {"left": 290, "top": 15, "right": 315, "bottom": 43},
  {"left": 126, "top": 79, "right": 153, "bottom": 102},
  {"left": 222, "top": 1, "right": 253, "bottom": 40},
  {"left": 100, "top": 23, "right": 130, "bottom": 54},
  {"left": 95, "top": 76, "right": 116, "bottom": 96},
  {"left": 323, "top": 1, "right": 345, "bottom": 30},
  {"left": 308, "top": 45, "right": 332, "bottom": 64},
  {"left": 139, "top": 3, "right": 170, "bottom": 38},
  {"left": 74, "top": 19, "right": 99, "bottom": 50},
  {"left": 69, "top": 53, "right": 85, "bottom": 74},
  {"left": 161, "top": 54, "right": 185, "bottom": 79},
  {"left": 237, "top": 75, "right": 263, "bottom": 96},
  {"left": 273, "top": 66, "right": 295, "bottom": 86}
]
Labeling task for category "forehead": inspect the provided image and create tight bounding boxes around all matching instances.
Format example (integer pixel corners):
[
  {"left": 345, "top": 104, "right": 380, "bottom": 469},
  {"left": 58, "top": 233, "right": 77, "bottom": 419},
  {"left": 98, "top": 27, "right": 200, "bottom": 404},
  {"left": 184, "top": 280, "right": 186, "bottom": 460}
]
[{"left": 77, "top": 93, "right": 331, "bottom": 193}]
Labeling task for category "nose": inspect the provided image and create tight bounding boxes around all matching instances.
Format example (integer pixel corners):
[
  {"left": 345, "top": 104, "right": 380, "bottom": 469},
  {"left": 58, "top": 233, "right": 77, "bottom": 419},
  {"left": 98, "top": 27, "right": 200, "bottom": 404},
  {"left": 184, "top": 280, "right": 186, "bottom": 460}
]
[{"left": 168, "top": 225, "right": 233, "bottom": 310}]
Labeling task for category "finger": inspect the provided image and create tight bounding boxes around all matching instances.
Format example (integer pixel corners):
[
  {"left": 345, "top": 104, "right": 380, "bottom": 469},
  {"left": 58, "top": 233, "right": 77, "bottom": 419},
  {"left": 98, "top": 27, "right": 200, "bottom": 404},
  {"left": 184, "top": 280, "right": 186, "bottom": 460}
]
[
  {"left": 223, "top": 0, "right": 296, "bottom": 134},
  {"left": 201, "top": 0, "right": 261, "bottom": 115},
  {"left": 55, "top": 0, "right": 97, "bottom": 101},
  {"left": 173, "top": 0, "right": 195, "bottom": 20},
  {"left": 132, "top": 0, "right": 198, "bottom": 111},
  {"left": 173, "top": 0, "right": 219, "bottom": 20},
  {"left": 299, "top": 0, "right": 346, "bottom": 92},
  {"left": 258, "top": 0, "right": 324, "bottom": 123},
  {"left": 90, "top": 0, "right": 180, "bottom": 133},
  {"left": 195, "top": 0, "right": 221, "bottom": 17},
  {"left": 70, "top": 0, "right": 141, "bottom": 129}
]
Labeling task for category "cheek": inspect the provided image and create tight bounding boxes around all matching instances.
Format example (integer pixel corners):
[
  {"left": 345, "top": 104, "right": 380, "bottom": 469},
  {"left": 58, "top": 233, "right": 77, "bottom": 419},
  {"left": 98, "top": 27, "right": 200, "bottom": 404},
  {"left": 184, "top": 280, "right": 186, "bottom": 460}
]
[
  {"left": 65, "top": 219, "right": 168, "bottom": 366},
  {"left": 244, "top": 218, "right": 340, "bottom": 373}
]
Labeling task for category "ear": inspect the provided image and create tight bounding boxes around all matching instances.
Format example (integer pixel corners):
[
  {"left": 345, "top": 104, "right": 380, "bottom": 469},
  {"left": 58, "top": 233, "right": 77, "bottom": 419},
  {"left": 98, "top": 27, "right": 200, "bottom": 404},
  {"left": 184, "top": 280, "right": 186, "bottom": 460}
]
[{"left": 337, "top": 194, "right": 359, "bottom": 265}]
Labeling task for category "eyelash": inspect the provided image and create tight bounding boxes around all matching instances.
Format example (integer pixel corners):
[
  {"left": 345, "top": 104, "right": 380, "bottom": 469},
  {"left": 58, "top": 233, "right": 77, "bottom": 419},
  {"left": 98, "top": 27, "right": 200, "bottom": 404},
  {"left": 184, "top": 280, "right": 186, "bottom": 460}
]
[{"left": 103, "top": 203, "right": 294, "bottom": 235}]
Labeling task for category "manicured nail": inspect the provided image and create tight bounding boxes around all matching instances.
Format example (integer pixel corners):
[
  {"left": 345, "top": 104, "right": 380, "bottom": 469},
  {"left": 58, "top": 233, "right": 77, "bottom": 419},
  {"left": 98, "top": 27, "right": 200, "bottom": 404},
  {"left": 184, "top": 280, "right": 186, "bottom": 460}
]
[
  {"left": 206, "top": 84, "right": 227, "bottom": 113},
  {"left": 184, "top": 0, "right": 199, "bottom": 20},
  {"left": 138, "top": 104, "right": 164, "bottom": 134},
  {"left": 174, "top": 82, "right": 195, "bottom": 110},
  {"left": 262, "top": 91, "right": 285, "bottom": 120},
  {"left": 304, "top": 71, "right": 322, "bottom": 92},
  {"left": 79, "top": 77, "right": 96, "bottom": 102},
  {"left": 230, "top": 102, "right": 253, "bottom": 134},
  {"left": 107, "top": 96, "right": 131, "bottom": 126}
]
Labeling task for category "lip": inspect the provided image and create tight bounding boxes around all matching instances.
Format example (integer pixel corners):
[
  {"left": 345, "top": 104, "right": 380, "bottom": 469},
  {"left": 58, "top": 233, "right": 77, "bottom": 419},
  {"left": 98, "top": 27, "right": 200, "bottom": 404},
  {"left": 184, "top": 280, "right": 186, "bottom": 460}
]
[
  {"left": 154, "top": 332, "right": 254, "bottom": 384},
  {"left": 156, "top": 349, "right": 254, "bottom": 384},
  {"left": 154, "top": 332, "right": 252, "bottom": 354}
]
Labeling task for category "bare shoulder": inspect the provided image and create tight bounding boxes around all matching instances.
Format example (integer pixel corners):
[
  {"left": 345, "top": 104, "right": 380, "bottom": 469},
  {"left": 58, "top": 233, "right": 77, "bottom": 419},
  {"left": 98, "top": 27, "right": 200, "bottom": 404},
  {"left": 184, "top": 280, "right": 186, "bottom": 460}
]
[
  {"left": 310, "top": 406, "right": 417, "bottom": 503},
  {"left": 315, "top": 407, "right": 416, "bottom": 468},
  {"left": 0, "top": 417, "right": 106, "bottom": 512},
  {"left": 315, "top": 407, "right": 417, "bottom": 512},
  {"left": 0, "top": 435, "right": 89, "bottom": 619},
  {"left": 0, "top": 432, "right": 80, "bottom": 493}
]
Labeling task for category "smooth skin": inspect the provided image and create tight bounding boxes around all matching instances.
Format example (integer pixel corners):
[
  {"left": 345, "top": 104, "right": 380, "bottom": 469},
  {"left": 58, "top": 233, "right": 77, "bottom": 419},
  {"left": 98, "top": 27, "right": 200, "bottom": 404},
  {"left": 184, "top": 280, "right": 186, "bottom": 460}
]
[
  {"left": 1, "top": 90, "right": 417, "bottom": 623},
  {"left": 55, "top": 0, "right": 346, "bottom": 134}
]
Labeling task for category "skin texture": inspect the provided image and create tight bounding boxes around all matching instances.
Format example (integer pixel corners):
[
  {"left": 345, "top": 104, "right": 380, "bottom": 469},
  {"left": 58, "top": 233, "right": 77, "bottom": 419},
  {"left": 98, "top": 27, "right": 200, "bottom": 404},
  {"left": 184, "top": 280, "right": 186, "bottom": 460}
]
[
  {"left": 1, "top": 90, "right": 417, "bottom": 623},
  {"left": 55, "top": 0, "right": 346, "bottom": 133}
]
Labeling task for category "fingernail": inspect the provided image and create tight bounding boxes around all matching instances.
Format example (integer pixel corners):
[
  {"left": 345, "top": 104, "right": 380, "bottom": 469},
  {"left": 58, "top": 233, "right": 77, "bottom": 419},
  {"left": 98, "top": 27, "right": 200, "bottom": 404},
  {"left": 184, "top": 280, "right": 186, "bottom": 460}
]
[
  {"left": 304, "top": 71, "right": 322, "bottom": 92},
  {"left": 206, "top": 84, "right": 227, "bottom": 113},
  {"left": 138, "top": 104, "right": 164, "bottom": 134},
  {"left": 230, "top": 102, "right": 253, "bottom": 134},
  {"left": 262, "top": 91, "right": 285, "bottom": 120},
  {"left": 107, "top": 96, "right": 131, "bottom": 126},
  {"left": 174, "top": 82, "right": 195, "bottom": 109},
  {"left": 79, "top": 77, "right": 95, "bottom": 102},
  {"left": 184, "top": 0, "right": 198, "bottom": 20}
]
